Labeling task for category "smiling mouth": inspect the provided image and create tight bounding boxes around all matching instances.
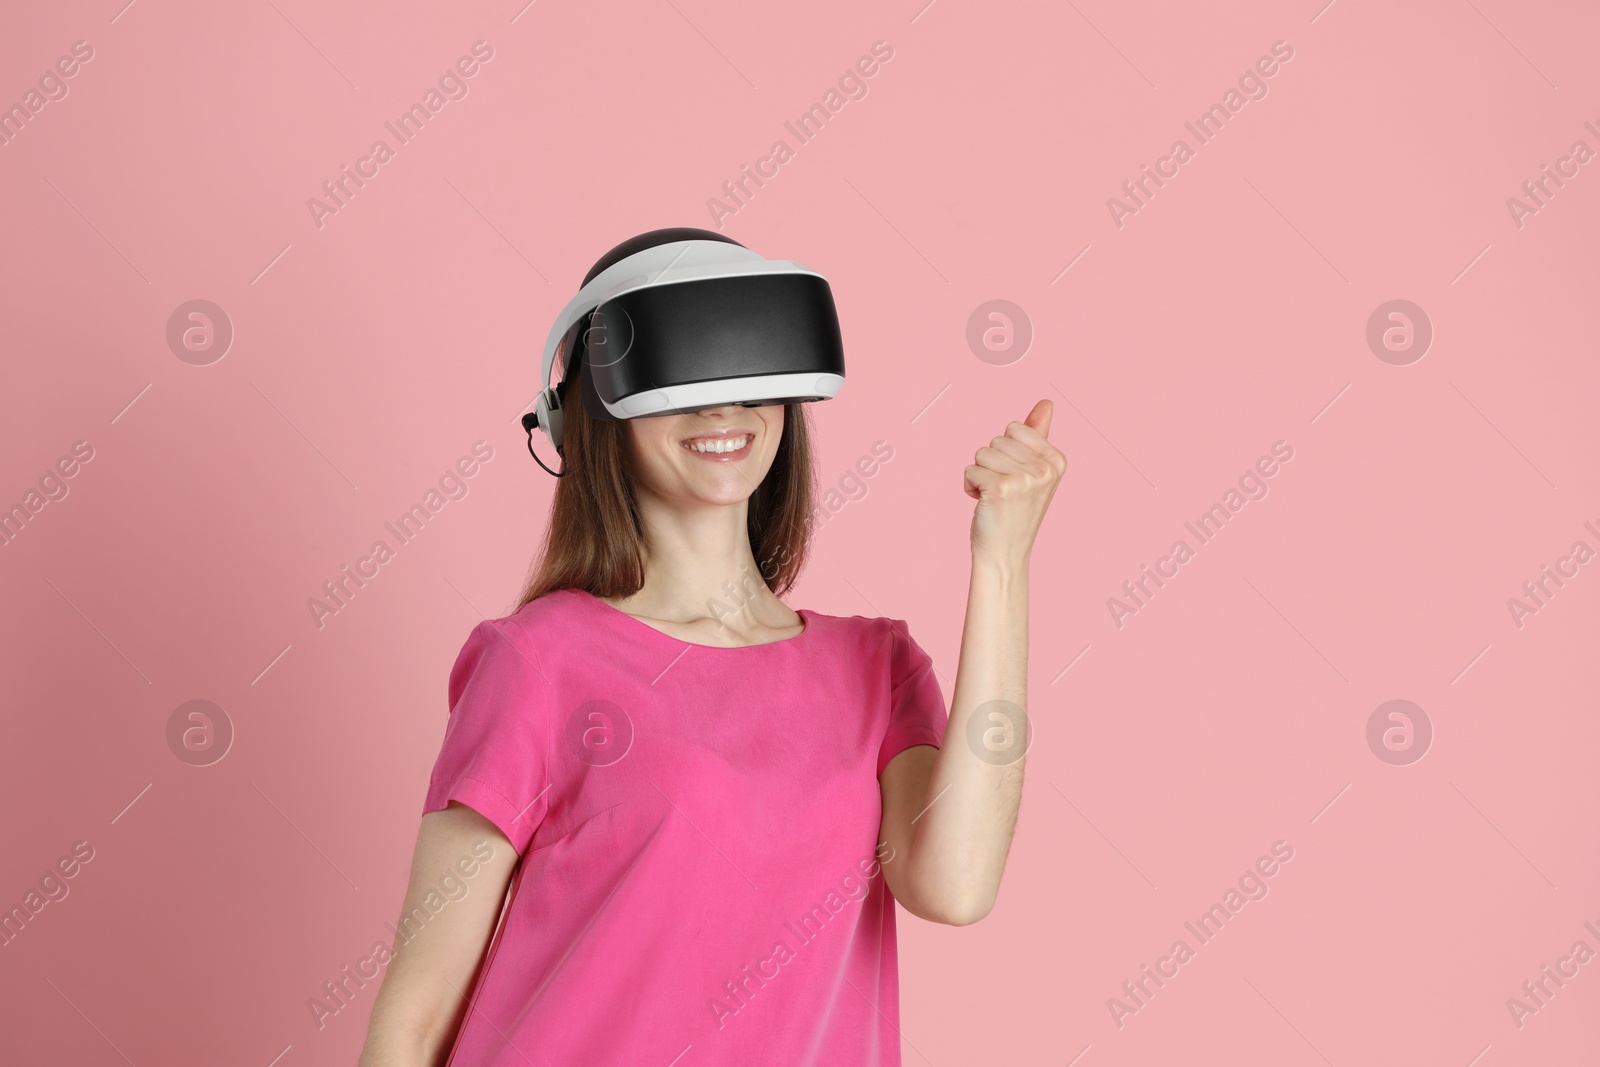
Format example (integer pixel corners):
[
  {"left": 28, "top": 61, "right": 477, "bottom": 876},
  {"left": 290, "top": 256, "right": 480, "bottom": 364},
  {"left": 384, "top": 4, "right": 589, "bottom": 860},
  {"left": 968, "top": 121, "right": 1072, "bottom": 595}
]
[{"left": 681, "top": 433, "right": 754, "bottom": 458}]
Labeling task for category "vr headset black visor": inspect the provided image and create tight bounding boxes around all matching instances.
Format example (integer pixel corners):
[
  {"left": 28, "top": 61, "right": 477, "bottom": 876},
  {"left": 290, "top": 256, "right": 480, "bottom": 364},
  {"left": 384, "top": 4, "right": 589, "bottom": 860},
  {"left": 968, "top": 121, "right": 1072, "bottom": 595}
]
[{"left": 522, "top": 227, "right": 846, "bottom": 474}]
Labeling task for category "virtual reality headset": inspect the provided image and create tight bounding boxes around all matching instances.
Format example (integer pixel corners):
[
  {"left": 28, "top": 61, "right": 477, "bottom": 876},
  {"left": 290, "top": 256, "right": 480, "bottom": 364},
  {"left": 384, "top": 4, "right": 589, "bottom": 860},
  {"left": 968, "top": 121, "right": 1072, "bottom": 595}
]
[{"left": 520, "top": 227, "right": 846, "bottom": 476}]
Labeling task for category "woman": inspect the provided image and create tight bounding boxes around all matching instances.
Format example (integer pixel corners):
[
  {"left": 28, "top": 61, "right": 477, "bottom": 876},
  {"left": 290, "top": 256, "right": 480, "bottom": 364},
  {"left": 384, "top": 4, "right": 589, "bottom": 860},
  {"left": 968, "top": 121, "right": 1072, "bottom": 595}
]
[{"left": 356, "top": 241, "right": 1066, "bottom": 1066}]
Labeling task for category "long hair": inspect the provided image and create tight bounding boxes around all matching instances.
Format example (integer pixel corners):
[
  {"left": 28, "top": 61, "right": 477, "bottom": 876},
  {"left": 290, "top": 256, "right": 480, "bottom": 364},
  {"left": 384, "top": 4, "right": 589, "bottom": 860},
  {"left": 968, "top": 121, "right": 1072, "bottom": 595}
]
[{"left": 515, "top": 348, "right": 818, "bottom": 609}]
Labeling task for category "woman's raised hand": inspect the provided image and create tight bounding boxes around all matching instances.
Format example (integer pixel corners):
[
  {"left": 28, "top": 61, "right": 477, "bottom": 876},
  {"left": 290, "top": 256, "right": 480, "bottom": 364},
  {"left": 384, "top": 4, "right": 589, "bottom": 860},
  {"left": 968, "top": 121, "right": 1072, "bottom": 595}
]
[{"left": 962, "top": 398, "right": 1068, "bottom": 566}]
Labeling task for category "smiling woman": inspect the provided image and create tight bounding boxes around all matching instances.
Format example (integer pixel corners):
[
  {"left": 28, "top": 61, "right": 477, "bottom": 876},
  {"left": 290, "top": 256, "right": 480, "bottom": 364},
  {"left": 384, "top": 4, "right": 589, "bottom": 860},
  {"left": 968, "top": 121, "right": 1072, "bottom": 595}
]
[{"left": 358, "top": 229, "right": 1067, "bottom": 1067}]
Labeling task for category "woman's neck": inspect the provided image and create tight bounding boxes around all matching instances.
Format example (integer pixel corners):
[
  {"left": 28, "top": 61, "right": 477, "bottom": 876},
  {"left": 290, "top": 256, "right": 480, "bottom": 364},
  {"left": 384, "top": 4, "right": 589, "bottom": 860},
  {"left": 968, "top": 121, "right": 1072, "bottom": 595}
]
[{"left": 609, "top": 488, "right": 800, "bottom": 641}]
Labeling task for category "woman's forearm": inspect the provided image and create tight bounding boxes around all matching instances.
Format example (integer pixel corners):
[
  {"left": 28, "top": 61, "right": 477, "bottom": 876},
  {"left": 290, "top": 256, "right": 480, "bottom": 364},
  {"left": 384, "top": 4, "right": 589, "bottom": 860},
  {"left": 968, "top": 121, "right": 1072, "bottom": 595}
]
[
  {"left": 905, "top": 550, "right": 1030, "bottom": 923},
  {"left": 879, "top": 399, "right": 1063, "bottom": 925}
]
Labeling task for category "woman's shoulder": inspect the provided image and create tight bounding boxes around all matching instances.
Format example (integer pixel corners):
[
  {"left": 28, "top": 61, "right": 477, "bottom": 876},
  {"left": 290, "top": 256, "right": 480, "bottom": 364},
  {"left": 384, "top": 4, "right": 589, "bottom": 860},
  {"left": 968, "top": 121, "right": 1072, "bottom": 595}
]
[
  {"left": 449, "top": 588, "right": 587, "bottom": 657},
  {"left": 798, "top": 606, "right": 913, "bottom": 647},
  {"left": 499, "top": 587, "right": 589, "bottom": 636},
  {"left": 801, "top": 603, "right": 909, "bottom": 626},
  {"left": 444, "top": 590, "right": 593, "bottom": 689}
]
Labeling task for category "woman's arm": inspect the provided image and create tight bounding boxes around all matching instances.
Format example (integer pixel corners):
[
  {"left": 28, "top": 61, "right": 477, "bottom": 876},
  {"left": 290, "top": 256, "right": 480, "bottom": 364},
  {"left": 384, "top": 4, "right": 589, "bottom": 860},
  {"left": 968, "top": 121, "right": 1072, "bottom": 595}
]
[
  {"left": 879, "top": 399, "right": 1066, "bottom": 926},
  {"left": 356, "top": 802, "right": 521, "bottom": 1067}
]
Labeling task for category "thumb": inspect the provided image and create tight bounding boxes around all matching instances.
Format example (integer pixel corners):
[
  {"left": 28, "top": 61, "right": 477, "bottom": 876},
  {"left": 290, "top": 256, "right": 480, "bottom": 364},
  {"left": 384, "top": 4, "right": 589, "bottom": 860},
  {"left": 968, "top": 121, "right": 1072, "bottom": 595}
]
[{"left": 1025, "top": 398, "right": 1053, "bottom": 437}]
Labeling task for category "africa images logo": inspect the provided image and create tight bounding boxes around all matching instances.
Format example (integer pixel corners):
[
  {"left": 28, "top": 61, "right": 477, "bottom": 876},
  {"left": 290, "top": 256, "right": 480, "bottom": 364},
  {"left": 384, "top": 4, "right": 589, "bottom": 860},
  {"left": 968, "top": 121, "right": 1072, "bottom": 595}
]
[{"left": 305, "top": 41, "right": 496, "bottom": 230}]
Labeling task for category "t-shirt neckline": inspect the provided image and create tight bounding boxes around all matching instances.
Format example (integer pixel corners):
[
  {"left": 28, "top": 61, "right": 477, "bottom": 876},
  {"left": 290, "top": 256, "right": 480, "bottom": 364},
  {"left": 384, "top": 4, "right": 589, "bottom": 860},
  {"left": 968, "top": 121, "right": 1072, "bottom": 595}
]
[{"left": 574, "top": 588, "right": 812, "bottom": 650}]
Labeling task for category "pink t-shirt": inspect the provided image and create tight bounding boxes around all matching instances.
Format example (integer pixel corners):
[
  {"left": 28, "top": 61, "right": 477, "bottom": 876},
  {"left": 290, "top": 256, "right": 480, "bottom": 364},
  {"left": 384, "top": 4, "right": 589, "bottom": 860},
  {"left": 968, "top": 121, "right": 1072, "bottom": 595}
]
[{"left": 421, "top": 586, "right": 949, "bottom": 1066}]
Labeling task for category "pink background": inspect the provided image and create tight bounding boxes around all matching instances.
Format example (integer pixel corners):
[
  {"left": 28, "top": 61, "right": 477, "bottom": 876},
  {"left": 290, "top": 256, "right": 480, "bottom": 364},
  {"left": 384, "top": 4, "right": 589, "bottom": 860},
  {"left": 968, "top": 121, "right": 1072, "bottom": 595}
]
[{"left": 2, "top": 0, "right": 1597, "bottom": 1063}]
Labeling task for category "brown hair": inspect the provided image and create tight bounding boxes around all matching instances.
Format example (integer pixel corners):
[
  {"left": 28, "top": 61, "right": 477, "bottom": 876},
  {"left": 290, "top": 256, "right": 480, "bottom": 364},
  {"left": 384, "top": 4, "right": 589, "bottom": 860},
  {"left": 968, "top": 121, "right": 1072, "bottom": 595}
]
[{"left": 515, "top": 364, "right": 818, "bottom": 610}]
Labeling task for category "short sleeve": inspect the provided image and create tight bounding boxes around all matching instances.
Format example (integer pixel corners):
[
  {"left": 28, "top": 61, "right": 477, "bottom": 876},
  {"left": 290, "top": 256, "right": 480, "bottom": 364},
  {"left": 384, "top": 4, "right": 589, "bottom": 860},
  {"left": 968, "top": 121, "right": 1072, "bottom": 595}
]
[
  {"left": 876, "top": 618, "right": 949, "bottom": 776},
  {"left": 421, "top": 618, "right": 551, "bottom": 854}
]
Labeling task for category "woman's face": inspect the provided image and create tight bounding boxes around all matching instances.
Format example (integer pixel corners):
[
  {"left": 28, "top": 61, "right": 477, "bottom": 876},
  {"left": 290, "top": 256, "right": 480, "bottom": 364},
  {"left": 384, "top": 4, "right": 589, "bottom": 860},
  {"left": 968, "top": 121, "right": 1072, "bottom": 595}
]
[{"left": 622, "top": 403, "right": 786, "bottom": 505}]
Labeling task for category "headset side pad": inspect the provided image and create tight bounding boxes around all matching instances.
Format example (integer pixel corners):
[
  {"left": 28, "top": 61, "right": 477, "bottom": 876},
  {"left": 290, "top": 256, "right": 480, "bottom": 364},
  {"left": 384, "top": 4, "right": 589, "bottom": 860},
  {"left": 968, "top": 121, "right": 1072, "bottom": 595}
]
[{"left": 545, "top": 395, "right": 565, "bottom": 453}]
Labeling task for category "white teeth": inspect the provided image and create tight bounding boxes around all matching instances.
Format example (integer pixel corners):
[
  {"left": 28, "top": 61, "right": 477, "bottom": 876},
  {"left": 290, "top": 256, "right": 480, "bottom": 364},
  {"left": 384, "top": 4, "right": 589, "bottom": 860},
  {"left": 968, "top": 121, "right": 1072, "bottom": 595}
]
[{"left": 685, "top": 435, "right": 751, "bottom": 454}]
